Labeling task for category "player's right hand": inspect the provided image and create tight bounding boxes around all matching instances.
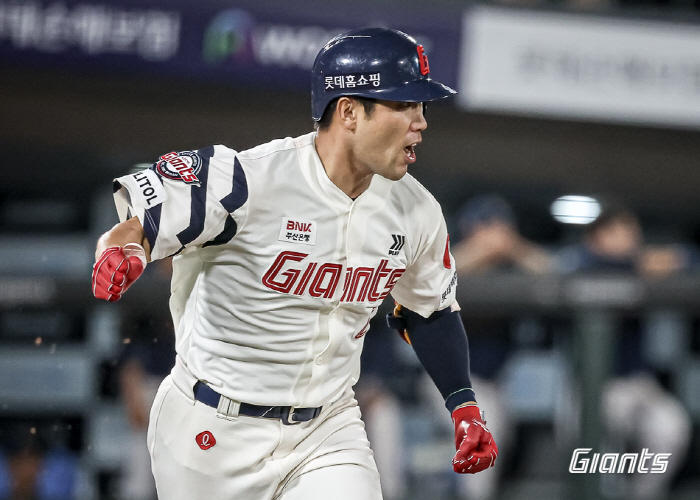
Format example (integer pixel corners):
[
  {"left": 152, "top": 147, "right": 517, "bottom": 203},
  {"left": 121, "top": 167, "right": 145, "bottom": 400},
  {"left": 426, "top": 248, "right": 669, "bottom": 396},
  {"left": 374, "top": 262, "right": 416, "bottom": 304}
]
[
  {"left": 92, "top": 245, "right": 145, "bottom": 301},
  {"left": 452, "top": 405, "right": 498, "bottom": 474}
]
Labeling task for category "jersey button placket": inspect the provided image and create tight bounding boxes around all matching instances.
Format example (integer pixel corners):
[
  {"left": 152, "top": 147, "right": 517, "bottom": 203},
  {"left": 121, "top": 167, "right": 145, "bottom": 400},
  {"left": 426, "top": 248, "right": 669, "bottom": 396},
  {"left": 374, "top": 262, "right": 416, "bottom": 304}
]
[{"left": 346, "top": 204, "right": 355, "bottom": 260}]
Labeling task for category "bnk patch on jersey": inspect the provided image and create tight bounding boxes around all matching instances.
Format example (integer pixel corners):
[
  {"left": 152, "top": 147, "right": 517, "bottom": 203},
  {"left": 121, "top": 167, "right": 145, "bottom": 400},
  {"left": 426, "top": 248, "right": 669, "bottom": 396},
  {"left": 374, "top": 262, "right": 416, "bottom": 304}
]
[
  {"left": 279, "top": 217, "right": 317, "bottom": 245},
  {"left": 156, "top": 151, "right": 202, "bottom": 185}
]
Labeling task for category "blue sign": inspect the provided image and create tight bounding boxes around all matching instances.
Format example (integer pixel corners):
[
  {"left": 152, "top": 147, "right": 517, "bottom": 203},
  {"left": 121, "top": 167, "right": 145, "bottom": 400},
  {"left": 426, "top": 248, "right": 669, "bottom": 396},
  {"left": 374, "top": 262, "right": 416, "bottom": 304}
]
[{"left": 0, "top": 0, "right": 462, "bottom": 92}]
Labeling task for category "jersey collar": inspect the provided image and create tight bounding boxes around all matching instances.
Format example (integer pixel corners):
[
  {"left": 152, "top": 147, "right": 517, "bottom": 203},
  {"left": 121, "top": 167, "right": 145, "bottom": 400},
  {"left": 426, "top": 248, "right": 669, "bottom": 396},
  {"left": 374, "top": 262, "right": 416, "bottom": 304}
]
[{"left": 295, "top": 132, "right": 394, "bottom": 211}]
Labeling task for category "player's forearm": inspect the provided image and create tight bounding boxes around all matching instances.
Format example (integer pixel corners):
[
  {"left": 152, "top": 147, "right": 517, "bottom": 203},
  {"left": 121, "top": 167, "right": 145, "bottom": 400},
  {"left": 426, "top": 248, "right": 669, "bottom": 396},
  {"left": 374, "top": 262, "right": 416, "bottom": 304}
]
[
  {"left": 401, "top": 307, "right": 476, "bottom": 412},
  {"left": 95, "top": 216, "right": 151, "bottom": 261}
]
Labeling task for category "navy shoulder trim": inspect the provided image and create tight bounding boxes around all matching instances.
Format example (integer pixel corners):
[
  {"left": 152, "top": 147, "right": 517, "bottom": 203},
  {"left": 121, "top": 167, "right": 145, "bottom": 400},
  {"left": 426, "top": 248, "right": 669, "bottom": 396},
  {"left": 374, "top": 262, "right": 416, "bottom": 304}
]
[
  {"left": 203, "top": 215, "right": 238, "bottom": 248},
  {"left": 176, "top": 146, "right": 214, "bottom": 246},
  {"left": 220, "top": 157, "right": 248, "bottom": 213}
]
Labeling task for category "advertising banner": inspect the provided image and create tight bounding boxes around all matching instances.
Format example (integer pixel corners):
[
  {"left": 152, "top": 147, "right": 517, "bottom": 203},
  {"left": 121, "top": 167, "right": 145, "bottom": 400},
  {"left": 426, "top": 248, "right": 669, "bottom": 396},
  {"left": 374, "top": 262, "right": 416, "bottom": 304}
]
[
  {"left": 460, "top": 6, "right": 700, "bottom": 128},
  {"left": 0, "top": 0, "right": 461, "bottom": 92}
]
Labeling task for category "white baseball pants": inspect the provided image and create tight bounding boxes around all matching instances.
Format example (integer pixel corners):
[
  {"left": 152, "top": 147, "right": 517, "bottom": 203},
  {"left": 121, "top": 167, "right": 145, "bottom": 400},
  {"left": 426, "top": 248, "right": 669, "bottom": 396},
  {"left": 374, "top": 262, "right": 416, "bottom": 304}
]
[{"left": 147, "top": 361, "right": 383, "bottom": 500}]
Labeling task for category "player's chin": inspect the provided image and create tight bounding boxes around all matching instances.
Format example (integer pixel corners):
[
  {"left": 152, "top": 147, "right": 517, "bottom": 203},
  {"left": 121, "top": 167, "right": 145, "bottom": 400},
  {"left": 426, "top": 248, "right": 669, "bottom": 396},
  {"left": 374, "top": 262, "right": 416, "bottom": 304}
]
[{"left": 384, "top": 163, "right": 408, "bottom": 181}]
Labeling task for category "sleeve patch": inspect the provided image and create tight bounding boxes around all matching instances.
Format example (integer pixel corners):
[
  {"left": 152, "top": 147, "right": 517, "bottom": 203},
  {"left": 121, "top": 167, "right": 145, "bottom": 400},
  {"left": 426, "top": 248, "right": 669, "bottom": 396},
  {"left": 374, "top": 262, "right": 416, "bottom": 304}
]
[
  {"left": 154, "top": 151, "right": 203, "bottom": 185},
  {"left": 123, "top": 169, "right": 168, "bottom": 209}
]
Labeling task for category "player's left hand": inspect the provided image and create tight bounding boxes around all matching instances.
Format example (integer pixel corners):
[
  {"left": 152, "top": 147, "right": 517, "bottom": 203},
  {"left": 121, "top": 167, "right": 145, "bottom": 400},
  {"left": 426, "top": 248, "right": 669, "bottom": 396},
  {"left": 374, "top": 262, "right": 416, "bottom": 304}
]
[
  {"left": 452, "top": 405, "right": 498, "bottom": 474},
  {"left": 92, "top": 244, "right": 146, "bottom": 301}
]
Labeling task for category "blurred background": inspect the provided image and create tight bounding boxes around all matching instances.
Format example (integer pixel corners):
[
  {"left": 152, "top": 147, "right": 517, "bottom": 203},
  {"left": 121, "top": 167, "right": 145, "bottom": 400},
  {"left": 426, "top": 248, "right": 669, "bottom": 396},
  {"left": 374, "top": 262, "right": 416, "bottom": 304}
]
[{"left": 1, "top": 0, "right": 700, "bottom": 499}]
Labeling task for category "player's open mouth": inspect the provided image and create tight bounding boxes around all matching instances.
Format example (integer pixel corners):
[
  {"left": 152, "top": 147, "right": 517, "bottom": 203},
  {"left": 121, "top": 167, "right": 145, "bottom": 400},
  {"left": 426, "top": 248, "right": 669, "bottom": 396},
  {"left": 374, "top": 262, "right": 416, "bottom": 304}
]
[{"left": 404, "top": 144, "right": 417, "bottom": 163}]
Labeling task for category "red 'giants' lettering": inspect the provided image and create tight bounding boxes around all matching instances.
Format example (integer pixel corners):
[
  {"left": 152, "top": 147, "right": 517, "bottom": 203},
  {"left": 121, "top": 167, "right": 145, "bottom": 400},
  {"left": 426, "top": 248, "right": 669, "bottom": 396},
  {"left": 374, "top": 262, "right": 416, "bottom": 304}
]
[
  {"left": 262, "top": 252, "right": 404, "bottom": 302},
  {"left": 160, "top": 152, "right": 200, "bottom": 184},
  {"left": 262, "top": 251, "right": 308, "bottom": 293}
]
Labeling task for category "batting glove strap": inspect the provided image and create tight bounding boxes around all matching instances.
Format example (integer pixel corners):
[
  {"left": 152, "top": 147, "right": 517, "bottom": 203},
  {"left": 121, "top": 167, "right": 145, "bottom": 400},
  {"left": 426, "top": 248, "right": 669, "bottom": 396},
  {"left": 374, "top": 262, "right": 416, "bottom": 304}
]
[
  {"left": 452, "top": 405, "right": 498, "bottom": 474},
  {"left": 122, "top": 242, "right": 148, "bottom": 269}
]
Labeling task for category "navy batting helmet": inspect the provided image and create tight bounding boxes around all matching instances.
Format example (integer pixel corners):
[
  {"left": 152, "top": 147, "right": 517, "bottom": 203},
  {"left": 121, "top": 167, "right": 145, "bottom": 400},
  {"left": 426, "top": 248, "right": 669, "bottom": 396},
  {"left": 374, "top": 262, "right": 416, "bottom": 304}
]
[{"left": 311, "top": 27, "right": 456, "bottom": 121}]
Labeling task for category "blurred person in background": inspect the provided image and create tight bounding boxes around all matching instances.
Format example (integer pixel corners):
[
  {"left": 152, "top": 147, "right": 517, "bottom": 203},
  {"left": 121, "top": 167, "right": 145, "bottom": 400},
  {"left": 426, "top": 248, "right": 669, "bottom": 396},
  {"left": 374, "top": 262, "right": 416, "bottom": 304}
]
[
  {"left": 0, "top": 422, "right": 78, "bottom": 500},
  {"left": 558, "top": 203, "right": 699, "bottom": 276},
  {"left": 558, "top": 203, "right": 693, "bottom": 500},
  {"left": 452, "top": 194, "right": 554, "bottom": 276}
]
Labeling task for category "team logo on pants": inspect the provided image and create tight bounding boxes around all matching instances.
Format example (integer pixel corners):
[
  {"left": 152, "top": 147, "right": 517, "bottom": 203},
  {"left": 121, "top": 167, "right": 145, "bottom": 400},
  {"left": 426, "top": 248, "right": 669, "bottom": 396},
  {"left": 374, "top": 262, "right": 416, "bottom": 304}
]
[{"left": 195, "top": 431, "right": 217, "bottom": 450}]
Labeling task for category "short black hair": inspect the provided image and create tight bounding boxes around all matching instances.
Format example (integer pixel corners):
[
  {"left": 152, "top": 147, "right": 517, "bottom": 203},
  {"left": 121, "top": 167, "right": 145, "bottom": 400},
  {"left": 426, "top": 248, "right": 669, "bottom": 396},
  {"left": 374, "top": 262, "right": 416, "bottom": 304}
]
[{"left": 315, "top": 96, "right": 377, "bottom": 131}]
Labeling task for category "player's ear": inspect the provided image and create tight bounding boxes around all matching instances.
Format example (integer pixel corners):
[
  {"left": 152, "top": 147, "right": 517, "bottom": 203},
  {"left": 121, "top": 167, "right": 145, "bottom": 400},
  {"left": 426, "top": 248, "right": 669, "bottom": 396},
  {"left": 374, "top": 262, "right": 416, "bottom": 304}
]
[{"left": 336, "top": 97, "right": 358, "bottom": 131}]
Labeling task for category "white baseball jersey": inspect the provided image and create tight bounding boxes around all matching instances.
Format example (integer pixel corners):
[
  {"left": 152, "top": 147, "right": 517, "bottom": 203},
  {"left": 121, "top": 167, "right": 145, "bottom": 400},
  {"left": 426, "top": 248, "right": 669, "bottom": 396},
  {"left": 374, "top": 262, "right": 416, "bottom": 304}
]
[{"left": 114, "top": 131, "right": 457, "bottom": 408}]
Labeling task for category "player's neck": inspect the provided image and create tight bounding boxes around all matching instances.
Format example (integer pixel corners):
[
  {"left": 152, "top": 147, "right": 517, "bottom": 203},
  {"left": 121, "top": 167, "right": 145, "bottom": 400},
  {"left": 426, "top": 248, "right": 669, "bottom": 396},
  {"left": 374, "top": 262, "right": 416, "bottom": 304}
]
[{"left": 315, "top": 130, "right": 372, "bottom": 199}]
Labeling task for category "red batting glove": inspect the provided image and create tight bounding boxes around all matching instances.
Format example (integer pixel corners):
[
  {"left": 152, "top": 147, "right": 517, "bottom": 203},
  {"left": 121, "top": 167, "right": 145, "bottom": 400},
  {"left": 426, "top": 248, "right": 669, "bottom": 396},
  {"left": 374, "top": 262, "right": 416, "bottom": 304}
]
[
  {"left": 92, "top": 245, "right": 146, "bottom": 301},
  {"left": 452, "top": 405, "right": 498, "bottom": 474}
]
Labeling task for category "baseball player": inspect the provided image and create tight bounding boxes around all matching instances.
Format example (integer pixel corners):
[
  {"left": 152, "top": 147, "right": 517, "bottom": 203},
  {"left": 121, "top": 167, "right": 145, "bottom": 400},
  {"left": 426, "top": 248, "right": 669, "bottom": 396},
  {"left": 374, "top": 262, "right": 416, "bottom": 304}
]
[{"left": 92, "top": 27, "right": 497, "bottom": 500}]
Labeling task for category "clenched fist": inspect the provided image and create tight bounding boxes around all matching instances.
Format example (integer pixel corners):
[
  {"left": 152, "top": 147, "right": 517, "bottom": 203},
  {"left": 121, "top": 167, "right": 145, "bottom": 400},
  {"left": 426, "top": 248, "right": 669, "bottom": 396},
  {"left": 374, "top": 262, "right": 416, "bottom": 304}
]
[
  {"left": 452, "top": 405, "right": 498, "bottom": 474},
  {"left": 92, "top": 244, "right": 146, "bottom": 301}
]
